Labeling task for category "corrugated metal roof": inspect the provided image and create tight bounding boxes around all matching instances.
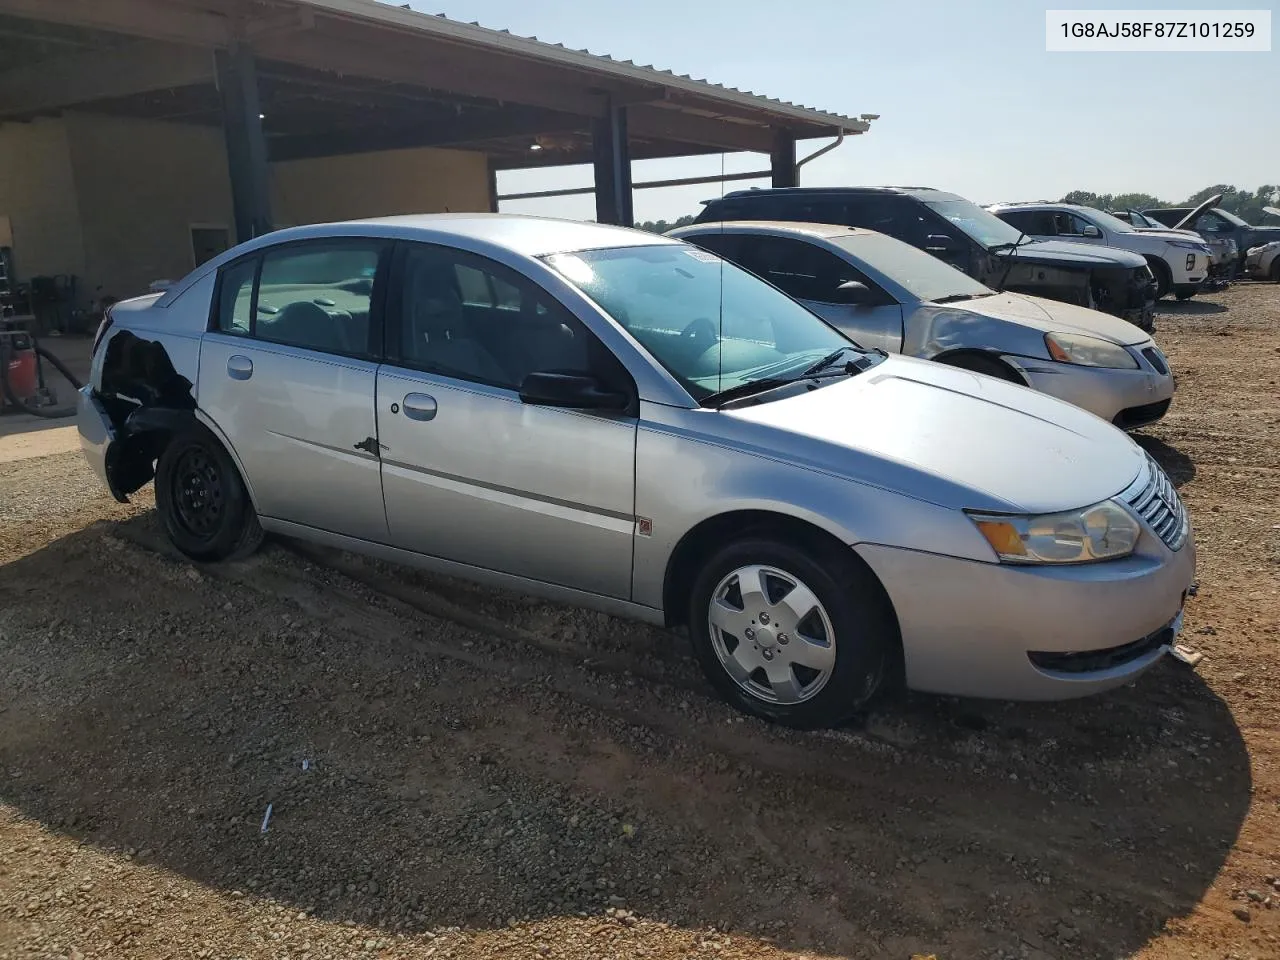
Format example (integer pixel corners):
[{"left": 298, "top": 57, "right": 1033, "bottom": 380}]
[{"left": 294, "top": 0, "right": 872, "bottom": 133}]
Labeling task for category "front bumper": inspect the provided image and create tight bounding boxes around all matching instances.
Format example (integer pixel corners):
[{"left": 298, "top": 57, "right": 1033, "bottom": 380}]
[
  {"left": 858, "top": 527, "right": 1196, "bottom": 701},
  {"left": 1003, "top": 349, "right": 1175, "bottom": 428}
]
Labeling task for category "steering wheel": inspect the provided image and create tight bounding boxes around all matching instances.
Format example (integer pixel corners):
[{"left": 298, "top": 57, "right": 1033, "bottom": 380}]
[{"left": 680, "top": 317, "right": 718, "bottom": 347}]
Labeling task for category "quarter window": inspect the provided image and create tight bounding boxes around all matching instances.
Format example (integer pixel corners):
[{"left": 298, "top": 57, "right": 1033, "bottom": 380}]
[{"left": 214, "top": 259, "right": 257, "bottom": 334}]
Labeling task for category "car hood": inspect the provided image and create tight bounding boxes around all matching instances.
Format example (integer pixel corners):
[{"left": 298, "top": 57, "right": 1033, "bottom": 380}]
[
  {"left": 997, "top": 239, "right": 1147, "bottom": 269},
  {"left": 726, "top": 355, "right": 1144, "bottom": 515},
  {"left": 935, "top": 291, "right": 1150, "bottom": 345},
  {"left": 1127, "top": 228, "right": 1208, "bottom": 246}
]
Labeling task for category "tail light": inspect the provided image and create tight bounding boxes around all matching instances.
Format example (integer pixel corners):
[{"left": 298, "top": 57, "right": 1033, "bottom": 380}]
[{"left": 91, "top": 305, "right": 115, "bottom": 355}]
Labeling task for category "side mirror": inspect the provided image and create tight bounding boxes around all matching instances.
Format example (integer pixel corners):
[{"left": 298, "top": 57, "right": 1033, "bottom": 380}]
[
  {"left": 519, "top": 371, "right": 629, "bottom": 411},
  {"left": 836, "top": 280, "right": 873, "bottom": 305},
  {"left": 1081, "top": 224, "right": 1102, "bottom": 238}
]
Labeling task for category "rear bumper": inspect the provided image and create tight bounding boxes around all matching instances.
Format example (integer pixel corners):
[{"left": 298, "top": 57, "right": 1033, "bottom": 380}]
[
  {"left": 77, "top": 386, "right": 114, "bottom": 491},
  {"left": 859, "top": 531, "right": 1196, "bottom": 701}
]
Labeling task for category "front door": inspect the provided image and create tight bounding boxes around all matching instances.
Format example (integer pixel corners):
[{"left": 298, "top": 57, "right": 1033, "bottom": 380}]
[
  {"left": 374, "top": 242, "right": 638, "bottom": 599},
  {"left": 197, "top": 237, "right": 391, "bottom": 542}
]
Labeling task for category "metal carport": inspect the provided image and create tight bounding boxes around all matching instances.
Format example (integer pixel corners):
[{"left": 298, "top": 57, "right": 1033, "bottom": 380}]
[{"left": 0, "top": 0, "right": 872, "bottom": 242}]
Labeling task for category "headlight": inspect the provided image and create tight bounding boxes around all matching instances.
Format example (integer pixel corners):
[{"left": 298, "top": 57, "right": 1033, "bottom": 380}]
[
  {"left": 1169, "top": 240, "right": 1210, "bottom": 254},
  {"left": 969, "top": 501, "right": 1141, "bottom": 564},
  {"left": 1044, "top": 332, "right": 1139, "bottom": 369}
]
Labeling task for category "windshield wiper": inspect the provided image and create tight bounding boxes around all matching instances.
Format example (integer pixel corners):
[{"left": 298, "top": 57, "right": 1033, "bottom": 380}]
[
  {"left": 932, "top": 293, "right": 981, "bottom": 304},
  {"left": 799, "top": 345, "right": 864, "bottom": 378},
  {"left": 699, "top": 377, "right": 793, "bottom": 409}
]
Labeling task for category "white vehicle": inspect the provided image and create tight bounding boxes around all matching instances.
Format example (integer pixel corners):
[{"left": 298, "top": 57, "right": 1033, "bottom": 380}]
[
  {"left": 1244, "top": 240, "right": 1280, "bottom": 282},
  {"left": 989, "top": 202, "right": 1213, "bottom": 301},
  {"left": 1109, "top": 209, "right": 1237, "bottom": 287}
]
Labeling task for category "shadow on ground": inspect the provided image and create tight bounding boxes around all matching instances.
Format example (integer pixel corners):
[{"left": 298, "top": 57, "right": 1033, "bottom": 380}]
[
  {"left": 0, "top": 516, "right": 1251, "bottom": 958},
  {"left": 1137, "top": 434, "right": 1197, "bottom": 486},
  {"left": 1157, "top": 299, "right": 1228, "bottom": 316}
]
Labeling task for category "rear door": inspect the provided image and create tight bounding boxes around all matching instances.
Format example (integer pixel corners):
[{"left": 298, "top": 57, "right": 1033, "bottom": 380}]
[
  {"left": 197, "top": 237, "right": 391, "bottom": 542},
  {"left": 374, "top": 242, "right": 639, "bottom": 599}
]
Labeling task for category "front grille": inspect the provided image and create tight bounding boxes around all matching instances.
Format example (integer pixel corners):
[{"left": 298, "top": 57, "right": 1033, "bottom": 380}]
[
  {"left": 1113, "top": 398, "right": 1171, "bottom": 430},
  {"left": 1121, "top": 455, "right": 1189, "bottom": 550},
  {"left": 1141, "top": 346, "right": 1168, "bottom": 375}
]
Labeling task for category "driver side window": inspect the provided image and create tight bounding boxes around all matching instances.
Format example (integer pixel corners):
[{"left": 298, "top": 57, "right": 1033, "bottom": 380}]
[
  {"left": 1052, "top": 212, "right": 1094, "bottom": 237},
  {"left": 395, "top": 244, "right": 628, "bottom": 394},
  {"left": 732, "top": 236, "right": 892, "bottom": 307}
]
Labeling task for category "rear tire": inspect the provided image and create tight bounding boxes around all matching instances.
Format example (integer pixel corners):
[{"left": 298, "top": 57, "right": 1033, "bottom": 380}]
[
  {"left": 687, "top": 537, "right": 894, "bottom": 729},
  {"left": 155, "top": 424, "right": 263, "bottom": 562},
  {"left": 936, "top": 352, "right": 1024, "bottom": 384}
]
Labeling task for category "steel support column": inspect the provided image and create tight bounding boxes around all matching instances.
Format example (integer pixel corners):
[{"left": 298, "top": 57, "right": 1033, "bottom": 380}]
[
  {"left": 216, "top": 44, "right": 273, "bottom": 243},
  {"left": 592, "top": 105, "right": 633, "bottom": 226},
  {"left": 770, "top": 130, "right": 798, "bottom": 188},
  {"left": 486, "top": 160, "right": 499, "bottom": 213}
]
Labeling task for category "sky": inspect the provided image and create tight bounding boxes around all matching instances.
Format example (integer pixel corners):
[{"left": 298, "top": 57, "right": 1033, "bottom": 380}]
[{"left": 409, "top": 0, "right": 1278, "bottom": 222}]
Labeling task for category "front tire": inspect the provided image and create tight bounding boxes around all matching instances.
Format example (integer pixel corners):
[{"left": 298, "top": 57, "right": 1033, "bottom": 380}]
[
  {"left": 1146, "top": 258, "right": 1172, "bottom": 300},
  {"left": 687, "top": 537, "right": 894, "bottom": 728},
  {"left": 155, "top": 424, "right": 263, "bottom": 562},
  {"left": 1271, "top": 258, "right": 1280, "bottom": 283}
]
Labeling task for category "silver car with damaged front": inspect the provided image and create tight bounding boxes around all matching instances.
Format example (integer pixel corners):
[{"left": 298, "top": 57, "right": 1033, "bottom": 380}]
[
  {"left": 672, "top": 221, "right": 1176, "bottom": 429},
  {"left": 78, "top": 214, "right": 1195, "bottom": 728}
]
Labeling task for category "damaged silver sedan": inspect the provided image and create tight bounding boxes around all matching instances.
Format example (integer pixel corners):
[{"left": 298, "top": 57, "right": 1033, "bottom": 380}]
[{"left": 673, "top": 221, "right": 1175, "bottom": 430}]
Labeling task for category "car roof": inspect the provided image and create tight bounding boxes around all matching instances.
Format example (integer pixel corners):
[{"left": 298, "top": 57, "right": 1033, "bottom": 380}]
[
  {"left": 987, "top": 202, "right": 1088, "bottom": 211},
  {"left": 258, "top": 213, "right": 675, "bottom": 258},
  {"left": 708, "top": 186, "right": 961, "bottom": 202},
  {"left": 673, "top": 220, "right": 875, "bottom": 240}
]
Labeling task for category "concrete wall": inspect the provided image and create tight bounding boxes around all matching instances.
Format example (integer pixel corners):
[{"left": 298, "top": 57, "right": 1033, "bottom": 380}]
[
  {"left": 271, "top": 146, "right": 490, "bottom": 225},
  {"left": 0, "top": 118, "right": 86, "bottom": 290},
  {"left": 65, "top": 113, "right": 234, "bottom": 302}
]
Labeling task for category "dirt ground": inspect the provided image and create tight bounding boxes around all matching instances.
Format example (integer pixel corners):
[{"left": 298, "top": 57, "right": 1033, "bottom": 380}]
[{"left": 1, "top": 284, "right": 1277, "bottom": 960}]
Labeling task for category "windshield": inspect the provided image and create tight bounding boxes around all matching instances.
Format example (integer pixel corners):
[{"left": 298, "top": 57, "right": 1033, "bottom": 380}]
[
  {"left": 1213, "top": 207, "right": 1250, "bottom": 227},
  {"left": 1078, "top": 207, "right": 1134, "bottom": 234},
  {"left": 833, "top": 232, "right": 990, "bottom": 302},
  {"left": 1122, "top": 210, "right": 1161, "bottom": 229},
  {"left": 920, "top": 198, "right": 1023, "bottom": 248},
  {"left": 543, "top": 244, "right": 862, "bottom": 402}
]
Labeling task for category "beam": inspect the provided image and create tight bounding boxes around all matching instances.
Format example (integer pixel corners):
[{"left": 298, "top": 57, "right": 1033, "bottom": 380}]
[
  {"left": 267, "top": 108, "right": 588, "bottom": 162},
  {"left": 771, "top": 130, "right": 797, "bottom": 188},
  {"left": 216, "top": 44, "right": 273, "bottom": 243},
  {"left": 498, "top": 169, "right": 771, "bottom": 202},
  {"left": 626, "top": 105, "right": 774, "bottom": 153},
  {"left": 0, "top": 41, "right": 215, "bottom": 118},
  {"left": 592, "top": 106, "right": 632, "bottom": 227},
  {"left": 0, "top": 0, "right": 231, "bottom": 47},
  {"left": 254, "top": 29, "right": 613, "bottom": 117}
]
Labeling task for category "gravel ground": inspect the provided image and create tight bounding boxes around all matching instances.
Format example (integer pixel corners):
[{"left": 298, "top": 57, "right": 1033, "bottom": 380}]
[{"left": 1, "top": 283, "right": 1278, "bottom": 960}]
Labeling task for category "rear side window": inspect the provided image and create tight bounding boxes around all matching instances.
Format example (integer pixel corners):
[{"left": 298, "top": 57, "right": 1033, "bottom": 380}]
[
  {"left": 999, "top": 210, "right": 1056, "bottom": 235},
  {"left": 255, "top": 240, "right": 384, "bottom": 356}
]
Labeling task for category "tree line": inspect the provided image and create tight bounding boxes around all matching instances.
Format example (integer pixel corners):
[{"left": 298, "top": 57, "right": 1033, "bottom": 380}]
[
  {"left": 1062, "top": 184, "right": 1280, "bottom": 222},
  {"left": 634, "top": 185, "right": 1280, "bottom": 234}
]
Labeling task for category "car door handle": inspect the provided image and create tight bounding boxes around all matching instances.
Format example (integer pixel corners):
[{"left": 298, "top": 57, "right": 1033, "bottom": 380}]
[
  {"left": 402, "top": 393, "right": 437, "bottom": 421},
  {"left": 227, "top": 355, "right": 253, "bottom": 380}
]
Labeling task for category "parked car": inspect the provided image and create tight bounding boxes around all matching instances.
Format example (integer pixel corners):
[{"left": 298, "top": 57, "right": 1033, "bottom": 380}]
[
  {"left": 1108, "top": 209, "right": 1237, "bottom": 288},
  {"left": 988, "top": 202, "right": 1212, "bottom": 301},
  {"left": 694, "top": 187, "right": 1157, "bottom": 331},
  {"left": 78, "top": 215, "right": 1195, "bottom": 728},
  {"left": 1144, "top": 196, "right": 1280, "bottom": 270},
  {"left": 671, "top": 221, "right": 1175, "bottom": 429},
  {"left": 1244, "top": 240, "right": 1280, "bottom": 281}
]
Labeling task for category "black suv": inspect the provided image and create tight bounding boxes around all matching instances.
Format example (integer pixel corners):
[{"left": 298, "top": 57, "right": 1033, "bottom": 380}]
[{"left": 695, "top": 187, "right": 1157, "bottom": 330}]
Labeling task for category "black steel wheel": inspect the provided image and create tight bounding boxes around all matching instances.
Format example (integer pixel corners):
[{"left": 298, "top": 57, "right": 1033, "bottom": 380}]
[{"left": 156, "top": 424, "right": 263, "bottom": 562}]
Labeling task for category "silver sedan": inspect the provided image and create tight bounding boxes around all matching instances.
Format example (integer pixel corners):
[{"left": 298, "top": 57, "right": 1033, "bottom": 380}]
[
  {"left": 79, "top": 214, "right": 1195, "bottom": 728},
  {"left": 672, "top": 221, "right": 1176, "bottom": 429}
]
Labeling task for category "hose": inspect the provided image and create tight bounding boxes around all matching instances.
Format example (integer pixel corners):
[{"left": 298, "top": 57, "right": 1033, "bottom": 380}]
[{"left": 0, "top": 342, "right": 84, "bottom": 419}]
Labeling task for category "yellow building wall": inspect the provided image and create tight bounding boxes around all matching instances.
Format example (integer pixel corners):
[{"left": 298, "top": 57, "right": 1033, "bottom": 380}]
[
  {"left": 64, "top": 113, "right": 234, "bottom": 302},
  {"left": 271, "top": 146, "right": 490, "bottom": 225},
  {"left": 0, "top": 118, "right": 87, "bottom": 291}
]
